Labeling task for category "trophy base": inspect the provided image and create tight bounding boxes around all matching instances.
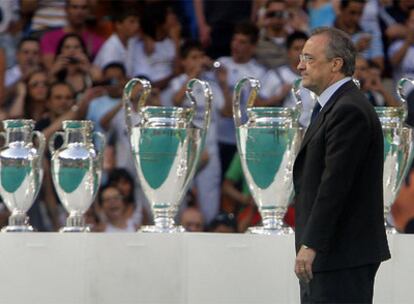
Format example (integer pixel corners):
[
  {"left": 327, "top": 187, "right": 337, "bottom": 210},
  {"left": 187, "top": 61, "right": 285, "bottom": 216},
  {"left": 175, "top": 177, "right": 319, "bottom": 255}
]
[
  {"left": 139, "top": 225, "right": 185, "bottom": 233},
  {"left": 60, "top": 226, "right": 90, "bottom": 233},
  {"left": 385, "top": 226, "right": 398, "bottom": 234},
  {"left": 1, "top": 225, "right": 34, "bottom": 232},
  {"left": 247, "top": 226, "right": 291, "bottom": 235}
]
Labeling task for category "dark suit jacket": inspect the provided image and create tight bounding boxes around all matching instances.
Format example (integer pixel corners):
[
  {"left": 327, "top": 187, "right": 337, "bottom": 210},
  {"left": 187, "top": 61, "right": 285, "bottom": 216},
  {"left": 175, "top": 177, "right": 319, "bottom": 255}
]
[{"left": 293, "top": 80, "right": 391, "bottom": 272}]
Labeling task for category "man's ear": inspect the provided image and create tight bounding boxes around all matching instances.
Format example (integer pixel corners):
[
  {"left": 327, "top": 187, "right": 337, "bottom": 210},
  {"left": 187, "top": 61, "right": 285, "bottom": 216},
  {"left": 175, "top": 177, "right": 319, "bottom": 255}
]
[{"left": 332, "top": 58, "right": 344, "bottom": 73}]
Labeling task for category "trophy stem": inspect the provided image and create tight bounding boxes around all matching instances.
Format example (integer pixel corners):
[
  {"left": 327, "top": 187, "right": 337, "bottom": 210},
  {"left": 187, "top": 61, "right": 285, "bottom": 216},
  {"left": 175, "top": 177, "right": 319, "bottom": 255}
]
[
  {"left": 60, "top": 212, "right": 89, "bottom": 233},
  {"left": 384, "top": 210, "right": 398, "bottom": 234},
  {"left": 140, "top": 206, "right": 184, "bottom": 233},
  {"left": 248, "top": 207, "right": 290, "bottom": 235},
  {"left": 1, "top": 211, "right": 34, "bottom": 232}
]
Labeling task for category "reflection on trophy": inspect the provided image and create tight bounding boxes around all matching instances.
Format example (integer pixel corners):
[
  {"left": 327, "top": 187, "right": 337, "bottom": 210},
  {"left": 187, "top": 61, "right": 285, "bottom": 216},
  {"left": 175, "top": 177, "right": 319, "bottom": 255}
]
[
  {"left": 123, "top": 78, "right": 212, "bottom": 233},
  {"left": 50, "top": 120, "right": 105, "bottom": 232},
  {"left": 376, "top": 78, "right": 414, "bottom": 233},
  {"left": 233, "top": 77, "right": 303, "bottom": 235},
  {"left": 0, "top": 120, "right": 45, "bottom": 232}
]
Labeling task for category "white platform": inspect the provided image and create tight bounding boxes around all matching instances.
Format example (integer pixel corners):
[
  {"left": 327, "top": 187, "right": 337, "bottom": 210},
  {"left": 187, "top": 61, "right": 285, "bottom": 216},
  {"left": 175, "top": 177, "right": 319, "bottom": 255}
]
[{"left": 0, "top": 233, "right": 410, "bottom": 304}]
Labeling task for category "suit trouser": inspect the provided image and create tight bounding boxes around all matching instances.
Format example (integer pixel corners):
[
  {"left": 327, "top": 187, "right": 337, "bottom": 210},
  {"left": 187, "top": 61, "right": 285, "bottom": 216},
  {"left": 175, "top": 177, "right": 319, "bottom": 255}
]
[{"left": 300, "top": 263, "right": 380, "bottom": 304}]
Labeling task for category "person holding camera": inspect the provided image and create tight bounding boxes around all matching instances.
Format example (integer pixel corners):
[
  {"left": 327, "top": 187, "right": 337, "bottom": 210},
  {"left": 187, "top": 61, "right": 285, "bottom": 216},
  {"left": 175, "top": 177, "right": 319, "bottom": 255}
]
[{"left": 49, "top": 33, "right": 102, "bottom": 99}]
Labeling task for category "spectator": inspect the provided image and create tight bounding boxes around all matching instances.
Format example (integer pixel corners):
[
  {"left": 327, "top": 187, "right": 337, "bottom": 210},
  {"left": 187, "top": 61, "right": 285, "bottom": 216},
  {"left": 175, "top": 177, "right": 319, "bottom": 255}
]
[
  {"left": 168, "top": 40, "right": 226, "bottom": 224},
  {"left": 5, "top": 37, "right": 41, "bottom": 91},
  {"left": 0, "top": 48, "right": 5, "bottom": 107},
  {"left": 221, "top": 153, "right": 261, "bottom": 233},
  {"left": 0, "top": 0, "right": 22, "bottom": 70},
  {"left": 98, "top": 184, "right": 137, "bottom": 233},
  {"left": 208, "top": 212, "right": 238, "bottom": 233},
  {"left": 392, "top": 167, "right": 414, "bottom": 232},
  {"left": 107, "top": 168, "right": 148, "bottom": 229},
  {"left": 180, "top": 206, "right": 204, "bottom": 232},
  {"left": 86, "top": 62, "right": 127, "bottom": 134},
  {"left": 128, "top": 2, "right": 181, "bottom": 104},
  {"left": 22, "top": 0, "right": 67, "bottom": 36},
  {"left": 386, "top": 0, "right": 414, "bottom": 24},
  {"left": 93, "top": 10, "right": 140, "bottom": 71},
  {"left": 40, "top": 0, "right": 104, "bottom": 70},
  {"left": 307, "top": 0, "right": 339, "bottom": 30},
  {"left": 49, "top": 33, "right": 102, "bottom": 98},
  {"left": 354, "top": 56, "right": 399, "bottom": 106},
  {"left": 255, "top": 0, "right": 290, "bottom": 69},
  {"left": 285, "top": 0, "right": 309, "bottom": 33},
  {"left": 388, "top": 8, "right": 414, "bottom": 90},
  {"left": 193, "top": 0, "right": 253, "bottom": 58},
  {"left": 9, "top": 68, "right": 49, "bottom": 120},
  {"left": 334, "top": 0, "right": 385, "bottom": 70},
  {"left": 36, "top": 81, "right": 104, "bottom": 141}
]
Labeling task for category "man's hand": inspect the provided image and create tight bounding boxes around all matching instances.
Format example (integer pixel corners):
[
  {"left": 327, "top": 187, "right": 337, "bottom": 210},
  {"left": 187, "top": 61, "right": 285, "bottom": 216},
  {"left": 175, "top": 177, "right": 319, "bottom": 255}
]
[{"left": 295, "top": 245, "right": 316, "bottom": 283}]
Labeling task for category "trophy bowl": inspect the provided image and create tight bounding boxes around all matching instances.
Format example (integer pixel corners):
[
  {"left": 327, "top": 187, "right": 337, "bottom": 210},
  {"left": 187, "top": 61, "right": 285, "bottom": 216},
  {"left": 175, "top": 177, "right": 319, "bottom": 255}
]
[{"left": 0, "top": 119, "right": 45, "bottom": 232}]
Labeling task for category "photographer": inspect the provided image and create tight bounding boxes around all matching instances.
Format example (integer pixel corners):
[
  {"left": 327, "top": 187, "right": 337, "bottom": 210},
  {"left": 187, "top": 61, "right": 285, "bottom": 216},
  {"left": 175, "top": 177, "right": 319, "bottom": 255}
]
[
  {"left": 354, "top": 54, "right": 398, "bottom": 107},
  {"left": 49, "top": 33, "right": 102, "bottom": 98}
]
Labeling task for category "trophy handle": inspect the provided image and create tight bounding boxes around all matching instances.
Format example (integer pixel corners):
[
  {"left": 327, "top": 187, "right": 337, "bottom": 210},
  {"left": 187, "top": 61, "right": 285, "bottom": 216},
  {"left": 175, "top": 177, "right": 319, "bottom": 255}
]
[
  {"left": 48, "top": 131, "right": 64, "bottom": 155},
  {"left": 397, "top": 78, "right": 414, "bottom": 119},
  {"left": 233, "top": 77, "right": 261, "bottom": 128},
  {"left": 352, "top": 77, "right": 361, "bottom": 89},
  {"left": 93, "top": 131, "right": 106, "bottom": 161},
  {"left": 185, "top": 78, "right": 212, "bottom": 131},
  {"left": 291, "top": 78, "right": 303, "bottom": 116},
  {"left": 122, "top": 78, "right": 152, "bottom": 134},
  {"left": 32, "top": 131, "right": 46, "bottom": 156}
]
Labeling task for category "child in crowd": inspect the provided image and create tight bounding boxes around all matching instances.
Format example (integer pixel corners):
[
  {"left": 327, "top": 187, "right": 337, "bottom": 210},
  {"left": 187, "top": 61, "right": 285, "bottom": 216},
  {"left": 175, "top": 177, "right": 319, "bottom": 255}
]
[{"left": 94, "top": 11, "right": 140, "bottom": 72}]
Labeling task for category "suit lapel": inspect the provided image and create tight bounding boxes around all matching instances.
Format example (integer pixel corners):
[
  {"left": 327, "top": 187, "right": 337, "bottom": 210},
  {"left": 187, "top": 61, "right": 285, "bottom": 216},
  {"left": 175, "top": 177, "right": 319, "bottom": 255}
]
[{"left": 297, "top": 81, "right": 356, "bottom": 155}]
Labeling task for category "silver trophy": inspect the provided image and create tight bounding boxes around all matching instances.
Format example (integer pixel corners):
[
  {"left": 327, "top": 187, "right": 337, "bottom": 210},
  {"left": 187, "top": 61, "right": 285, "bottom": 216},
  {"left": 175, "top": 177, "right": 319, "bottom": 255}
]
[
  {"left": 0, "top": 120, "right": 45, "bottom": 232},
  {"left": 375, "top": 78, "right": 414, "bottom": 233},
  {"left": 234, "top": 77, "right": 304, "bottom": 235},
  {"left": 49, "top": 120, "right": 105, "bottom": 232},
  {"left": 123, "top": 78, "right": 212, "bottom": 233}
]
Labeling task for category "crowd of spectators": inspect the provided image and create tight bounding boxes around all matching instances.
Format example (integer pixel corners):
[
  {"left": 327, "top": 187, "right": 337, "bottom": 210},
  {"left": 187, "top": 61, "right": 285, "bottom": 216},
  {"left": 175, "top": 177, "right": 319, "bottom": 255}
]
[{"left": 0, "top": 0, "right": 413, "bottom": 233}]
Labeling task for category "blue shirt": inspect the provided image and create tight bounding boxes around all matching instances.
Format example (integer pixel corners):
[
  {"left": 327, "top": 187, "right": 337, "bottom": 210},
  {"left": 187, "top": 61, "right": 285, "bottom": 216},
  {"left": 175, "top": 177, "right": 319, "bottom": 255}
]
[
  {"left": 86, "top": 95, "right": 119, "bottom": 134},
  {"left": 318, "top": 77, "right": 352, "bottom": 109}
]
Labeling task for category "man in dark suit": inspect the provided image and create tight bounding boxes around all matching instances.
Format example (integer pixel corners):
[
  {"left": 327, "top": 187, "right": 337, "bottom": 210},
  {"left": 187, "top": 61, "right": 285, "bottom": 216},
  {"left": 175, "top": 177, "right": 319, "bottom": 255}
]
[{"left": 292, "top": 27, "right": 390, "bottom": 303}]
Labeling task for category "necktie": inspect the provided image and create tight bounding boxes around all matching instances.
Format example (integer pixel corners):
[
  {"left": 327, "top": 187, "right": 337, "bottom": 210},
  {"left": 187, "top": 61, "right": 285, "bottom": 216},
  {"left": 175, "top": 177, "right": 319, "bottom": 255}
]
[{"left": 310, "top": 102, "right": 322, "bottom": 124}]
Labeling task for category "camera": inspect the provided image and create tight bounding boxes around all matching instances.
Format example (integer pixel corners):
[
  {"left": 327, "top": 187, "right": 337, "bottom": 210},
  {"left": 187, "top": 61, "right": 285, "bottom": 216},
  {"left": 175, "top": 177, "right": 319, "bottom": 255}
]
[{"left": 67, "top": 57, "right": 80, "bottom": 64}]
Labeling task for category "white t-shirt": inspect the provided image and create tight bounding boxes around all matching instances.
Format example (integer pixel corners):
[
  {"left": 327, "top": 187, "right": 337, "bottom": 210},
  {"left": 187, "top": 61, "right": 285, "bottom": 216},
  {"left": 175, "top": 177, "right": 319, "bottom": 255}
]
[
  {"left": 127, "top": 38, "right": 176, "bottom": 105},
  {"left": 168, "top": 72, "right": 225, "bottom": 154},
  {"left": 104, "top": 218, "right": 136, "bottom": 233},
  {"left": 110, "top": 107, "right": 139, "bottom": 176},
  {"left": 274, "top": 65, "right": 315, "bottom": 127},
  {"left": 128, "top": 38, "right": 175, "bottom": 81},
  {"left": 5, "top": 65, "right": 21, "bottom": 88},
  {"left": 93, "top": 34, "right": 131, "bottom": 69},
  {"left": 215, "top": 57, "right": 273, "bottom": 144}
]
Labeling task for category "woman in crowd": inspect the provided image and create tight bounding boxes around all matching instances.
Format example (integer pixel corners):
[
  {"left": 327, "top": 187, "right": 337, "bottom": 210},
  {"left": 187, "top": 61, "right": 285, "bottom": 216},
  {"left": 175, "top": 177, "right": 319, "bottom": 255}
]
[
  {"left": 9, "top": 68, "right": 49, "bottom": 120},
  {"left": 49, "top": 33, "right": 102, "bottom": 99}
]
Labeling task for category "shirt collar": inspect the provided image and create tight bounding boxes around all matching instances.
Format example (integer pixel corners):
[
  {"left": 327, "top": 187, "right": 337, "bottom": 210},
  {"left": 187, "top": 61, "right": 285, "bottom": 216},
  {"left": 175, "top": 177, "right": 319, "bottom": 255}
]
[{"left": 318, "top": 77, "right": 352, "bottom": 109}]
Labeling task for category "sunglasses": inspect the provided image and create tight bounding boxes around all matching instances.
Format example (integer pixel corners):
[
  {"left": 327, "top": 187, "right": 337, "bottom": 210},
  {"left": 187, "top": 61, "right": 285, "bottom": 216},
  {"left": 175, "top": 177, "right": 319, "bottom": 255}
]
[{"left": 266, "top": 11, "right": 287, "bottom": 19}]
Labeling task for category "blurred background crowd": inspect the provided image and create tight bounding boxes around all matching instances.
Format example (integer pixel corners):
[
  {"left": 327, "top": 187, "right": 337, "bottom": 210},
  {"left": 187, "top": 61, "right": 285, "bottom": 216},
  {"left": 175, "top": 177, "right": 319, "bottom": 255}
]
[{"left": 0, "top": 0, "right": 414, "bottom": 233}]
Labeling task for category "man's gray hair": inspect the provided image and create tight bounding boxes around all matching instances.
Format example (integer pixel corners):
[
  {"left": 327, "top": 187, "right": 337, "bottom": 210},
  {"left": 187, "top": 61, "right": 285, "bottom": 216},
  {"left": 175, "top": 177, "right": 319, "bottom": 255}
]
[{"left": 311, "top": 27, "right": 356, "bottom": 77}]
